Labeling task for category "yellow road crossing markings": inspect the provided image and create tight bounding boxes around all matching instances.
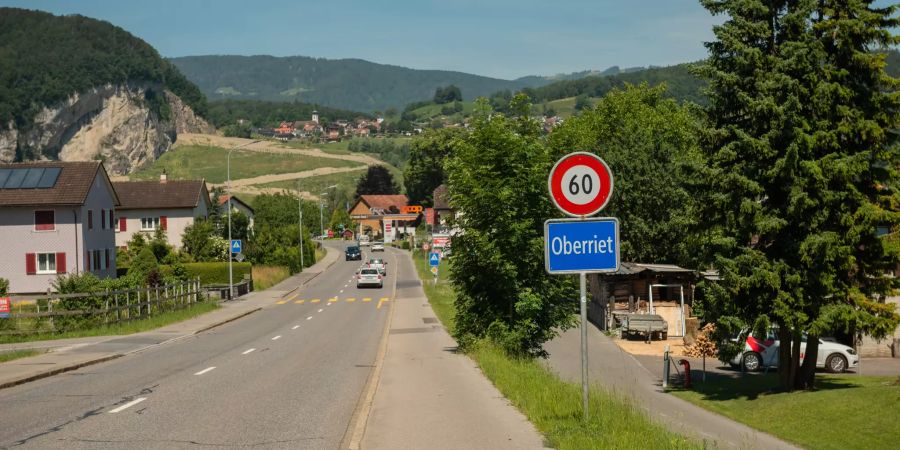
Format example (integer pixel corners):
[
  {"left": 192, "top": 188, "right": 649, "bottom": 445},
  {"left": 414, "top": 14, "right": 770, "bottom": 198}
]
[
  {"left": 311, "top": 299, "right": 321, "bottom": 303},
  {"left": 328, "top": 297, "right": 338, "bottom": 303},
  {"left": 276, "top": 300, "right": 288, "bottom": 305},
  {"left": 346, "top": 298, "right": 356, "bottom": 302},
  {"left": 377, "top": 297, "right": 390, "bottom": 309},
  {"left": 362, "top": 297, "right": 372, "bottom": 302},
  {"left": 295, "top": 299, "right": 305, "bottom": 304}
]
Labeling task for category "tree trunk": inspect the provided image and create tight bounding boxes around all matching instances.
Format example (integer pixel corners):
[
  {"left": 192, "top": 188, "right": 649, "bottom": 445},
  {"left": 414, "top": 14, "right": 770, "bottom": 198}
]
[
  {"left": 777, "top": 325, "right": 793, "bottom": 390},
  {"left": 796, "top": 334, "right": 819, "bottom": 390},
  {"left": 788, "top": 328, "right": 803, "bottom": 392}
]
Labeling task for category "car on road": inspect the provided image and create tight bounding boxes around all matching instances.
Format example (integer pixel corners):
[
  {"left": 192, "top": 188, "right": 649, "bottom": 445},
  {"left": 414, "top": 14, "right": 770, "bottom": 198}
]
[
  {"left": 729, "top": 329, "right": 858, "bottom": 373},
  {"left": 371, "top": 241, "right": 385, "bottom": 252},
  {"left": 345, "top": 246, "right": 362, "bottom": 261},
  {"left": 366, "top": 258, "right": 387, "bottom": 276},
  {"left": 358, "top": 235, "right": 371, "bottom": 246},
  {"left": 357, "top": 268, "right": 383, "bottom": 288}
]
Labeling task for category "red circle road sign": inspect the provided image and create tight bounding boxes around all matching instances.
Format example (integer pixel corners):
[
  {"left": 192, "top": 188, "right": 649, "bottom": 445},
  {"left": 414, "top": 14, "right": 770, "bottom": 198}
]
[{"left": 548, "top": 152, "right": 614, "bottom": 217}]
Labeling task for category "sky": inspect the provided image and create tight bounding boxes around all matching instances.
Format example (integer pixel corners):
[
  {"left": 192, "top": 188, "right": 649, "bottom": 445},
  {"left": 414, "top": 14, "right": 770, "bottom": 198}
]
[{"left": 0, "top": 1, "right": 890, "bottom": 80}]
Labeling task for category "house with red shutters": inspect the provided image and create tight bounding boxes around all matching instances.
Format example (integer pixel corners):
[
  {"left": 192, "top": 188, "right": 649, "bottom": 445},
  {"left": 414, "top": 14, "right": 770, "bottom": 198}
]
[
  {"left": 0, "top": 161, "right": 119, "bottom": 294},
  {"left": 112, "top": 174, "right": 211, "bottom": 250}
]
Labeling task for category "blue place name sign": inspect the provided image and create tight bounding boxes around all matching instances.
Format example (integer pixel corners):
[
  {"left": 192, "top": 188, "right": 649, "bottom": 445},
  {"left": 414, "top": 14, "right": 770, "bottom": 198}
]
[{"left": 544, "top": 218, "right": 620, "bottom": 274}]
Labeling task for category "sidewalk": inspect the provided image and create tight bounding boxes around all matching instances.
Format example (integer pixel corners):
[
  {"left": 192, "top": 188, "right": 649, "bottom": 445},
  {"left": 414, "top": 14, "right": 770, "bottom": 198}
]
[
  {"left": 359, "top": 251, "right": 548, "bottom": 449},
  {"left": 0, "top": 246, "right": 339, "bottom": 389},
  {"left": 544, "top": 325, "right": 801, "bottom": 450}
]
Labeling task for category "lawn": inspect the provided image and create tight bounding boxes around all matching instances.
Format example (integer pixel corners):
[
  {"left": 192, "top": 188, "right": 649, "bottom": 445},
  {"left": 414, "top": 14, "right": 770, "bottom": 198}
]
[
  {"left": 0, "top": 349, "right": 43, "bottom": 363},
  {"left": 540, "top": 96, "right": 600, "bottom": 118},
  {"left": 410, "top": 101, "right": 477, "bottom": 119},
  {"left": 409, "top": 250, "right": 699, "bottom": 450},
  {"left": 0, "top": 302, "right": 219, "bottom": 344},
  {"left": 130, "top": 145, "right": 363, "bottom": 183},
  {"left": 670, "top": 373, "right": 900, "bottom": 450}
]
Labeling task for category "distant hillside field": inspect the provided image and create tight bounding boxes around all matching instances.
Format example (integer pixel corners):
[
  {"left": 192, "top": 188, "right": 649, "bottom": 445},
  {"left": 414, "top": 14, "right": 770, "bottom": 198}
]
[{"left": 170, "top": 55, "right": 559, "bottom": 112}]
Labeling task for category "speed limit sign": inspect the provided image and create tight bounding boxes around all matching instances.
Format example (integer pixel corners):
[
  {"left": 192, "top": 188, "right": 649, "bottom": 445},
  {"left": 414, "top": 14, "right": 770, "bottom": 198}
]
[{"left": 548, "top": 152, "right": 614, "bottom": 217}]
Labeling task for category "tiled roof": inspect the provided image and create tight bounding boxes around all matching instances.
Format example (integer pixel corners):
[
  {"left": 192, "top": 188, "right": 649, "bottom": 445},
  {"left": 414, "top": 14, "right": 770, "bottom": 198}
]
[
  {"left": 217, "top": 194, "right": 254, "bottom": 213},
  {"left": 432, "top": 184, "right": 450, "bottom": 210},
  {"left": 0, "top": 161, "right": 111, "bottom": 206},
  {"left": 359, "top": 194, "right": 408, "bottom": 212},
  {"left": 113, "top": 180, "right": 208, "bottom": 210}
]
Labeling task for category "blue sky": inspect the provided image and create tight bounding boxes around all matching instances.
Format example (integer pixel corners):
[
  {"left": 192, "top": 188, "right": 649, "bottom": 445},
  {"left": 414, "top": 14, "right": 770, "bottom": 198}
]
[{"left": 0, "top": 1, "right": 891, "bottom": 79}]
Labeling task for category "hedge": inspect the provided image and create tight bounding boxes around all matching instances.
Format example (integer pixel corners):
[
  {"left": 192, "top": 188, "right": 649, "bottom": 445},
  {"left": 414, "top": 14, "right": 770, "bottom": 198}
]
[{"left": 179, "top": 262, "right": 252, "bottom": 285}]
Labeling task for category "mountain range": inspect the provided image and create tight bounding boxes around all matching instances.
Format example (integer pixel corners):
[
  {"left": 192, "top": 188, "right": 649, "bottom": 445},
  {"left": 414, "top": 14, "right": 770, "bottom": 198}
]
[{"left": 169, "top": 55, "right": 632, "bottom": 112}]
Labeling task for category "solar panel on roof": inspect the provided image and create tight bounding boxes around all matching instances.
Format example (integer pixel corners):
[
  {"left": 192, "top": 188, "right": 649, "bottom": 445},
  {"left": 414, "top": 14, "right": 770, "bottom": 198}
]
[
  {"left": 36, "top": 167, "right": 61, "bottom": 188},
  {"left": 0, "top": 169, "right": 10, "bottom": 188},
  {"left": 3, "top": 168, "right": 27, "bottom": 189},
  {"left": 21, "top": 168, "right": 44, "bottom": 188}
]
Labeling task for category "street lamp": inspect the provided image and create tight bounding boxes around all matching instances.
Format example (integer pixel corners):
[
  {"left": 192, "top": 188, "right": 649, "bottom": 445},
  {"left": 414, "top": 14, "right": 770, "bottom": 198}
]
[
  {"left": 227, "top": 139, "right": 261, "bottom": 299},
  {"left": 297, "top": 180, "right": 305, "bottom": 271}
]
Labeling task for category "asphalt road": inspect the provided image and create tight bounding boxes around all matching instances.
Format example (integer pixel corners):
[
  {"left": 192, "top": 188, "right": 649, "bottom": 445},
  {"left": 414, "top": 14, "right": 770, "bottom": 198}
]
[{"left": 0, "top": 241, "right": 394, "bottom": 449}]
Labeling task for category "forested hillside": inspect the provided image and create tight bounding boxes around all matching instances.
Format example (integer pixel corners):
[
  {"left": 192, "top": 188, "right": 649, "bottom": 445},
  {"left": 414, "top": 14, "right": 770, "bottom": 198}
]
[
  {"left": 170, "top": 55, "right": 557, "bottom": 112},
  {"left": 206, "top": 100, "right": 369, "bottom": 128},
  {"left": 0, "top": 8, "right": 207, "bottom": 128}
]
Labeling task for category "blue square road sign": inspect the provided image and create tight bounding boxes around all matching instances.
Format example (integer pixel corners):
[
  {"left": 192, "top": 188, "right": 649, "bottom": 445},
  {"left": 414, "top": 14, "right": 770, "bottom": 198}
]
[
  {"left": 429, "top": 252, "right": 441, "bottom": 267},
  {"left": 544, "top": 218, "right": 619, "bottom": 274},
  {"left": 231, "top": 239, "right": 242, "bottom": 254}
]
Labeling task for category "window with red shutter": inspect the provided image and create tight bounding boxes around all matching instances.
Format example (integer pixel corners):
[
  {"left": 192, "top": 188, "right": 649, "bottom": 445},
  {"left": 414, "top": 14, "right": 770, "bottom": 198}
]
[
  {"left": 119, "top": 217, "right": 127, "bottom": 232},
  {"left": 56, "top": 252, "right": 66, "bottom": 274},
  {"left": 160, "top": 216, "right": 168, "bottom": 230},
  {"left": 25, "top": 253, "right": 36, "bottom": 275},
  {"left": 88, "top": 210, "right": 93, "bottom": 230},
  {"left": 34, "top": 210, "right": 55, "bottom": 231}
]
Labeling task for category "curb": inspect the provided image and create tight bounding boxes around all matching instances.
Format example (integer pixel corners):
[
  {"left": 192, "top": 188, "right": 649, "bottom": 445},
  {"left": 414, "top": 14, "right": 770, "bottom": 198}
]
[
  {"left": 0, "top": 354, "right": 123, "bottom": 390},
  {"left": 194, "top": 307, "right": 262, "bottom": 334}
]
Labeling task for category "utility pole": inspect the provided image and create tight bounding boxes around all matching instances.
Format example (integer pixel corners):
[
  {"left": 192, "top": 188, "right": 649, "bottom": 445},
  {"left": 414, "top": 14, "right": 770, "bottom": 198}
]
[
  {"left": 227, "top": 139, "right": 260, "bottom": 299},
  {"left": 298, "top": 181, "right": 304, "bottom": 271}
]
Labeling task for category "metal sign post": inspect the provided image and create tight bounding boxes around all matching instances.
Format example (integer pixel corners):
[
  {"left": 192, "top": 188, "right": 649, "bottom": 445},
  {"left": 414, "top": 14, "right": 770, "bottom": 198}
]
[{"left": 546, "top": 152, "right": 617, "bottom": 422}]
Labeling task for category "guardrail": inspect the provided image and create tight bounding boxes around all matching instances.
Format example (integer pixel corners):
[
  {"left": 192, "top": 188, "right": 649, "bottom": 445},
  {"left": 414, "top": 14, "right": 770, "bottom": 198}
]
[{"left": 0, "top": 279, "right": 205, "bottom": 337}]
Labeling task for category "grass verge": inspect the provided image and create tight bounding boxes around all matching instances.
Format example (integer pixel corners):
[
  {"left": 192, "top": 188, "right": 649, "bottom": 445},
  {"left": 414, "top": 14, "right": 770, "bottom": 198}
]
[
  {"left": 252, "top": 265, "right": 291, "bottom": 291},
  {"left": 0, "top": 349, "right": 43, "bottom": 363},
  {"left": 670, "top": 373, "right": 900, "bottom": 450},
  {"left": 409, "top": 251, "right": 699, "bottom": 449},
  {"left": 0, "top": 302, "right": 219, "bottom": 344}
]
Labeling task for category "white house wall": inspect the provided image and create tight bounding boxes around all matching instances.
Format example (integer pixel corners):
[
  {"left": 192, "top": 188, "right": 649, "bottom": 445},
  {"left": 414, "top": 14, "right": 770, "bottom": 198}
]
[
  {"left": 81, "top": 173, "right": 118, "bottom": 280},
  {"left": 116, "top": 207, "right": 205, "bottom": 249}
]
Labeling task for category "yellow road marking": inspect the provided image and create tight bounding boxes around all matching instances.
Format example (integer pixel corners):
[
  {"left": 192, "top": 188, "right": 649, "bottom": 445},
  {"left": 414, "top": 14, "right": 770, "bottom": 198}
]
[
  {"left": 377, "top": 298, "right": 390, "bottom": 309},
  {"left": 346, "top": 298, "right": 356, "bottom": 302},
  {"left": 311, "top": 299, "right": 321, "bottom": 303},
  {"left": 285, "top": 293, "right": 300, "bottom": 302},
  {"left": 329, "top": 297, "right": 338, "bottom": 303},
  {"left": 295, "top": 299, "right": 305, "bottom": 304},
  {"left": 276, "top": 300, "right": 288, "bottom": 305},
  {"left": 362, "top": 298, "right": 372, "bottom": 302}
]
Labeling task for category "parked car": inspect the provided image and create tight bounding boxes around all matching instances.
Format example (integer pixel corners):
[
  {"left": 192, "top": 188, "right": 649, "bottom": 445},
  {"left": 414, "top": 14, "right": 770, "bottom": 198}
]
[
  {"left": 345, "top": 246, "right": 362, "bottom": 261},
  {"left": 371, "top": 241, "right": 385, "bottom": 252},
  {"left": 357, "top": 268, "right": 383, "bottom": 288},
  {"left": 367, "top": 258, "right": 387, "bottom": 276},
  {"left": 729, "top": 329, "right": 858, "bottom": 373}
]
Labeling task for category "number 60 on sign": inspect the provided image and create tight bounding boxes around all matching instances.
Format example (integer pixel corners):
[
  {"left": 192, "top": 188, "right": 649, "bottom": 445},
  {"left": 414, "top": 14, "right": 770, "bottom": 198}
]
[{"left": 547, "top": 152, "right": 614, "bottom": 217}]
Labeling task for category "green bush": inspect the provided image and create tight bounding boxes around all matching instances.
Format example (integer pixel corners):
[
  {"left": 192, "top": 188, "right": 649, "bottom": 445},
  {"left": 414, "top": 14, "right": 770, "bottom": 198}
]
[
  {"left": 176, "top": 262, "right": 252, "bottom": 285},
  {"left": 400, "top": 241, "right": 411, "bottom": 250}
]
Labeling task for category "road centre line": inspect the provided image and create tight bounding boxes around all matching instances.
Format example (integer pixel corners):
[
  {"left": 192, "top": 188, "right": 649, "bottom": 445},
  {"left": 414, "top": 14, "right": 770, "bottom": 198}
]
[
  {"left": 340, "top": 290, "right": 344, "bottom": 294},
  {"left": 194, "top": 367, "right": 216, "bottom": 376},
  {"left": 307, "top": 316, "right": 313, "bottom": 320},
  {"left": 242, "top": 348, "right": 256, "bottom": 355},
  {"left": 292, "top": 325, "right": 300, "bottom": 330},
  {"left": 318, "top": 309, "right": 324, "bottom": 313},
  {"left": 272, "top": 335, "right": 281, "bottom": 341},
  {"left": 109, "top": 397, "right": 147, "bottom": 413}
]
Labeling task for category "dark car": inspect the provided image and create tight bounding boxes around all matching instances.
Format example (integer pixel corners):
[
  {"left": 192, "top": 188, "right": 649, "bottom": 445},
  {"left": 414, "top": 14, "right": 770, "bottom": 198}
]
[{"left": 345, "top": 246, "right": 362, "bottom": 261}]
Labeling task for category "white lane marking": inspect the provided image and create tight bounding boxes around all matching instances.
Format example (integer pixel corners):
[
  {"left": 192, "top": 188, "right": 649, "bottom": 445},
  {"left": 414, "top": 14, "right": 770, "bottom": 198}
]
[
  {"left": 109, "top": 397, "right": 147, "bottom": 413},
  {"left": 327, "top": 302, "right": 332, "bottom": 307},
  {"left": 194, "top": 367, "right": 216, "bottom": 376},
  {"left": 242, "top": 348, "right": 256, "bottom": 355},
  {"left": 292, "top": 325, "right": 300, "bottom": 330},
  {"left": 307, "top": 316, "right": 313, "bottom": 320},
  {"left": 340, "top": 289, "right": 344, "bottom": 293},
  {"left": 272, "top": 335, "right": 282, "bottom": 341},
  {"left": 318, "top": 308, "right": 323, "bottom": 313}
]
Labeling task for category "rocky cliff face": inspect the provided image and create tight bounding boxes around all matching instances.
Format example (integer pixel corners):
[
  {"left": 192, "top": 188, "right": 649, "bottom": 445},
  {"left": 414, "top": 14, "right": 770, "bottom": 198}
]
[{"left": 0, "top": 82, "right": 214, "bottom": 175}]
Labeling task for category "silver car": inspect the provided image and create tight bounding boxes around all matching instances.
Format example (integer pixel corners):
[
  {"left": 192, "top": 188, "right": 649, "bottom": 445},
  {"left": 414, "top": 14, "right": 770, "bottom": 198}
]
[
  {"left": 356, "top": 268, "right": 383, "bottom": 289},
  {"left": 367, "top": 258, "right": 387, "bottom": 276},
  {"left": 729, "top": 329, "right": 859, "bottom": 373}
]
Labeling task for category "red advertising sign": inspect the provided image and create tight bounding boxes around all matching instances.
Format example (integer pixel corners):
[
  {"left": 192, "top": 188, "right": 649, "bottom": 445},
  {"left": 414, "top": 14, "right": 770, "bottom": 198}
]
[
  {"left": 0, "top": 297, "right": 10, "bottom": 319},
  {"left": 425, "top": 208, "right": 435, "bottom": 226},
  {"left": 432, "top": 236, "right": 450, "bottom": 248},
  {"left": 327, "top": 229, "right": 334, "bottom": 238}
]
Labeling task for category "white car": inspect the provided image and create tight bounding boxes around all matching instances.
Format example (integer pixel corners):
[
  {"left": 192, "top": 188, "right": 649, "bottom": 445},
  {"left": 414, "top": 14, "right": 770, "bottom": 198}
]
[
  {"left": 366, "top": 258, "right": 387, "bottom": 276},
  {"left": 729, "top": 329, "right": 858, "bottom": 373},
  {"left": 356, "top": 268, "right": 383, "bottom": 288},
  {"left": 371, "top": 241, "right": 385, "bottom": 252}
]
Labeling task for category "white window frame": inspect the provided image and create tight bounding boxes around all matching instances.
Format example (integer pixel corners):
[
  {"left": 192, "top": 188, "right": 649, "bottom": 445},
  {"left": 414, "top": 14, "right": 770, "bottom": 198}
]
[
  {"left": 141, "top": 217, "right": 160, "bottom": 231},
  {"left": 37, "top": 252, "right": 57, "bottom": 274}
]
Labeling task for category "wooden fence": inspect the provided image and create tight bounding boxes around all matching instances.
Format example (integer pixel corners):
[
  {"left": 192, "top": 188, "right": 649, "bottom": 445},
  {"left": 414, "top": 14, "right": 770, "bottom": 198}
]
[{"left": 0, "top": 279, "right": 205, "bottom": 336}]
